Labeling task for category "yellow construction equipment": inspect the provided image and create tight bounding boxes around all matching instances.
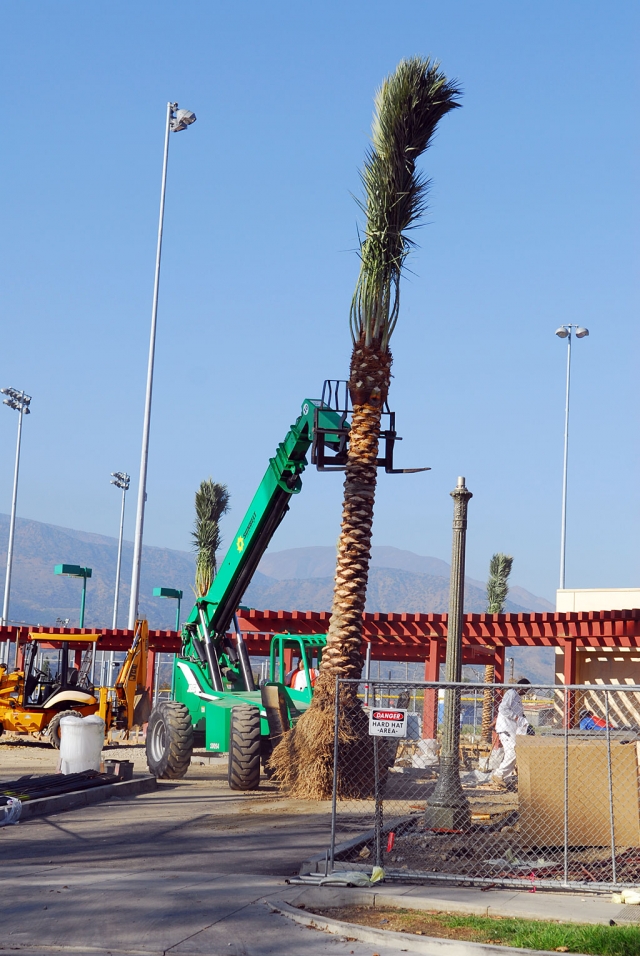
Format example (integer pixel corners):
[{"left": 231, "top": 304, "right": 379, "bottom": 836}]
[{"left": 0, "top": 619, "right": 151, "bottom": 747}]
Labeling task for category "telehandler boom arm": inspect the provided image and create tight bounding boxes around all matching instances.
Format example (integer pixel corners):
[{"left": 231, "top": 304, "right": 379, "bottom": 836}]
[{"left": 181, "top": 399, "right": 344, "bottom": 690}]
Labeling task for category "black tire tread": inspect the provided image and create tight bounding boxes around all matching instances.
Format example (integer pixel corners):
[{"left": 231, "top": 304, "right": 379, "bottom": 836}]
[
  {"left": 146, "top": 701, "right": 193, "bottom": 779},
  {"left": 228, "top": 704, "right": 261, "bottom": 791},
  {"left": 47, "top": 710, "right": 84, "bottom": 749}
]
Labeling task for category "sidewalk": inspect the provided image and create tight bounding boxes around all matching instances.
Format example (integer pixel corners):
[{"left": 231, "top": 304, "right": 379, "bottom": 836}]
[
  {"left": 0, "top": 867, "right": 406, "bottom": 956},
  {"left": 2, "top": 745, "right": 637, "bottom": 955},
  {"left": 281, "top": 879, "right": 640, "bottom": 926}
]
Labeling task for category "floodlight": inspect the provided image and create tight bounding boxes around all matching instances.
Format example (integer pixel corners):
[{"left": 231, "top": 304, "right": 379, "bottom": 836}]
[
  {"left": 111, "top": 471, "right": 131, "bottom": 491},
  {"left": 170, "top": 108, "right": 196, "bottom": 132},
  {"left": 1, "top": 386, "right": 32, "bottom": 629},
  {"left": 555, "top": 327, "right": 569, "bottom": 338},
  {"left": 575, "top": 327, "right": 589, "bottom": 338}
]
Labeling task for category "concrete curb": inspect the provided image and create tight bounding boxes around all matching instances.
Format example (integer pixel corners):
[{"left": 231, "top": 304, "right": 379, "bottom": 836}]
[
  {"left": 0, "top": 947, "right": 160, "bottom": 956},
  {"left": 281, "top": 883, "right": 637, "bottom": 926},
  {"left": 267, "top": 899, "right": 592, "bottom": 956},
  {"left": 17, "top": 775, "right": 157, "bottom": 820}
]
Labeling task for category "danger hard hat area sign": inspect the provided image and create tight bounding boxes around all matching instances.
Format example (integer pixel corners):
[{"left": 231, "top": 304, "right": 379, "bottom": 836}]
[{"left": 369, "top": 708, "right": 407, "bottom": 737}]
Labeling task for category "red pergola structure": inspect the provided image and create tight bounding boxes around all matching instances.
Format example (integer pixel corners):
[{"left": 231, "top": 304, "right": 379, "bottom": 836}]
[{"left": 3, "top": 608, "right": 639, "bottom": 733}]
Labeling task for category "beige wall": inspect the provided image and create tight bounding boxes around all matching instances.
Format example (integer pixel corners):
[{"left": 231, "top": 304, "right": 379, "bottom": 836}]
[{"left": 556, "top": 588, "right": 640, "bottom": 613}]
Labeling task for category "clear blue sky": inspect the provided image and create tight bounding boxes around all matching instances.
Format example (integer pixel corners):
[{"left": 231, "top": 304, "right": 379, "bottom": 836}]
[{"left": 0, "top": 1, "right": 637, "bottom": 603}]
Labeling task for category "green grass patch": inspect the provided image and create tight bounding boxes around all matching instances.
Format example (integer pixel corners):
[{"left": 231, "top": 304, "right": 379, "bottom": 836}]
[{"left": 312, "top": 904, "right": 640, "bottom": 955}]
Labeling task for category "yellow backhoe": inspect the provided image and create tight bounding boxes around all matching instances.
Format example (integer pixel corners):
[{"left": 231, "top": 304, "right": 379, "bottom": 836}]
[{"left": 0, "top": 619, "right": 152, "bottom": 747}]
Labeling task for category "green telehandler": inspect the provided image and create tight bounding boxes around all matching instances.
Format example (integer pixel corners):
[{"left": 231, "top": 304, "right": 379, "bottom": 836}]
[{"left": 145, "top": 382, "right": 426, "bottom": 789}]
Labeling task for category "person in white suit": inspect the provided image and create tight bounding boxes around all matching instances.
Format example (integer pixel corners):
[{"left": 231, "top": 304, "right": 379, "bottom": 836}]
[{"left": 491, "top": 678, "right": 531, "bottom": 788}]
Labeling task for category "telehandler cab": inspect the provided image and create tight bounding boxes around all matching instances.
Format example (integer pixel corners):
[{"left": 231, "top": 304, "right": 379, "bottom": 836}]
[{"left": 145, "top": 383, "right": 427, "bottom": 789}]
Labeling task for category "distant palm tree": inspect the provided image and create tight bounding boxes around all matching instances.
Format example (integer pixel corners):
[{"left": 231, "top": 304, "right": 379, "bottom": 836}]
[
  {"left": 192, "top": 479, "right": 230, "bottom": 597},
  {"left": 482, "top": 553, "right": 513, "bottom": 740},
  {"left": 271, "top": 57, "right": 461, "bottom": 797}
]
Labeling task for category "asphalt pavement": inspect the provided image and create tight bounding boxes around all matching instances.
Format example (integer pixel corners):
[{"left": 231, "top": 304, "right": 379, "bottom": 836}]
[
  {"left": 2, "top": 739, "right": 636, "bottom": 955},
  {"left": 0, "top": 740, "right": 405, "bottom": 954}
]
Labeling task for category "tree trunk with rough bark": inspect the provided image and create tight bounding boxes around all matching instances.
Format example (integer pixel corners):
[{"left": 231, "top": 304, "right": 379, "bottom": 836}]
[
  {"left": 269, "top": 56, "right": 461, "bottom": 798},
  {"left": 269, "top": 347, "right": 390, "bottom": 797},
  {"left": 481, "top": 660, "right": 495, "bottom": 741}
]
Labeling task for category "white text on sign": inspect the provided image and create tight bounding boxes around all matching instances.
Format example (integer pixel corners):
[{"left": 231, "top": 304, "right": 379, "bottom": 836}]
[{"left": 369, "top": 708, "right": 407, "bottom": 737}]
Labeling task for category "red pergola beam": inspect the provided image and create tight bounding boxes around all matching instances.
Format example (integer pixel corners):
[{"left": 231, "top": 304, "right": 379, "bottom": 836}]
[
  {"left": 235, "top": 607, "right": 640, "bottom": 648},
  {"left": 1, "top": 607, "right": 639, "bottom": 660}
]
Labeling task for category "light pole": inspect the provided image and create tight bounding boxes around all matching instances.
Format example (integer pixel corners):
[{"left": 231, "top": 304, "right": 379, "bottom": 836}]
[
  {"left": 152, "top": 586, "right": 183, "bottom": 703},
  {"left": 1, "top": 387, "right": 31, "bottom": 666},
  {"left": 54, "top": 564, "right": 92, "bottom": 628},
  {"left": 153, "top": 586, "right": 183, "bottom": 631},
  {"left": 128, "top": 102, "right": 196, "bottom": 629},
  {"left": 426, "top": 477, "right": 473, "bottom": 831},
  {"left": 108, "top": 471, "right": 130, "bottom": 688},
  {"left": 555, "top": 324, "right": 589, "bottom": 590},
  {"left": 110, "top": 472, "right": 130, "bottom": 629},
  {"left": 54, "top": 563, "right": 93, "bottom": 679}
]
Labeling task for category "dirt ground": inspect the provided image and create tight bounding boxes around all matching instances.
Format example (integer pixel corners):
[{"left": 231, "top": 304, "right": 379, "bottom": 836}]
[
  {"left": 0, "top": 730, "right": 222, "bottom": 780},
  {"left": 0, "top": 731, "right": 338, "bottom": 824},
  {"left": 310, "top": 904, "right": 505, "bottom": 942}
]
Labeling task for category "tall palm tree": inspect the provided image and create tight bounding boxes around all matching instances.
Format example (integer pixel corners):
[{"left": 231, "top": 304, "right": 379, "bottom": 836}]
[
  {"left": 481, "top": 553, "right": 513, "bottom": 740},
  {"left": 192, "top": 479, "right": 230, "bottom": 597},
  {"left": 271, "top": 57, "right": 461, "bottom": 797}
]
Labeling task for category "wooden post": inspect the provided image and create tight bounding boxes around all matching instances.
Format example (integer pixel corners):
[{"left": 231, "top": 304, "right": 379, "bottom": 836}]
[
  {"left": 491, "top": 647, "right": 506, "bottom": 748},
  {"left": 562, "top": 638, "right": 577, "bottom": 727},
  {"left": 422, "top": 637, "right": 441, "bottom": 738}
]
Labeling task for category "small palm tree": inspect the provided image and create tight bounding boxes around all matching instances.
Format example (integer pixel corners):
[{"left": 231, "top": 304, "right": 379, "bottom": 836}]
[
  {"left": 271, "top": 57, "right": 461, "bottom": 797},
  {"left": 192, "top": 479, "right": 230, "bottom": 597},
  {"left": 482, "top": 553, "right": 513, "bottom": 740}
]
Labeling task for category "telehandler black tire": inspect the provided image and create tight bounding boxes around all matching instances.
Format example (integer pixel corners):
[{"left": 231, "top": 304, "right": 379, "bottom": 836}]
[
  {"left": 146, "top": 701, "right": 193, "bottom": 779},
  {"left": 47, "top": 710, "right": 83, "bottom": 749},
  {"left": 228, "top": 704, "right": 261, "bottom": 791}
]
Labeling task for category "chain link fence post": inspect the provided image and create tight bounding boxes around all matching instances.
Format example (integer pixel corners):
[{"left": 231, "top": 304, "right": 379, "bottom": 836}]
[
  {"left": 323, "top": 679, "right": 640, "bottom": 891},
  {"left": 329, "top": 675, "right": 340, "bottom": 871},
  {"left": 605, "top": 690, "right": 617, "bottom": 885},
  {"left": 374, "top": 733, "right": 383, "bottom": 866}
]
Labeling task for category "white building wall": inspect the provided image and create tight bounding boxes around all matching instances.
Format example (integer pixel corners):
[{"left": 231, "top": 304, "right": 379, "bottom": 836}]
[{"left": 556, "top": 588, "right": 640, "bottom": 612}]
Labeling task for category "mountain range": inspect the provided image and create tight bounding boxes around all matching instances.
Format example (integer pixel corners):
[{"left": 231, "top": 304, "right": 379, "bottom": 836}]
[
  {"left": 250, "top": 546, "right": 553, "bottom": 615},
  {"left": 0, "top": 514, "right": 553, "bottom": 626}
]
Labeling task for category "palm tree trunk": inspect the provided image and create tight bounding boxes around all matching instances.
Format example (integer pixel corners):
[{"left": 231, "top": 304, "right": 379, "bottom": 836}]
[
  {"left": 269, "top": 348, "right": 390, "bottom": 797},
  {"left": 481, "top": 659, "right": 495, "bottom": 741}
]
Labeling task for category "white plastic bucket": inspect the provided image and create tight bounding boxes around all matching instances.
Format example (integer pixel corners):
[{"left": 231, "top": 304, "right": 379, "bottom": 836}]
[{"left": 59, "top": 714, "right": 105, "bottom": 774}]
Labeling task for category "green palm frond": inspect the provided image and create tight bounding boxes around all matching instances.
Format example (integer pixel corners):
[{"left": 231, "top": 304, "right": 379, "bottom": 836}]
[
  {"left": 486, "top": 553, "right": 514, "bottom": 614},
  {"left": 350, "top": 56, "right": 461, "bottom": 351},
  {"left": 192, "top": 479, "right": 230, "bottom": 597}
]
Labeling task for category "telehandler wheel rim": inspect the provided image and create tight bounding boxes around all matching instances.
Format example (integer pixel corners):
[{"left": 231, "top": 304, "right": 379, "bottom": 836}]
[{"left": 148, "top": 717, "right": 167, "bottom": 764}]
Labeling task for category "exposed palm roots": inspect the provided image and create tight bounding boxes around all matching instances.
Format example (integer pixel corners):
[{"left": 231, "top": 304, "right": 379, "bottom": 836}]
[{"left": 269, "top": 675, "right": 374, "bottom": 799}]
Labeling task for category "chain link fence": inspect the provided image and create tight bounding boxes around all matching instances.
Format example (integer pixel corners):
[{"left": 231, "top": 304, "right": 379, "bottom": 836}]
[{"left": 325, "top": 679, "right": 640, "bottom": 892}]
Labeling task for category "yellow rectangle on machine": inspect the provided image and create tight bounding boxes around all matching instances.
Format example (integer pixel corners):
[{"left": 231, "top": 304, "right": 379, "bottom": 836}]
[{"left": 28, "top": 632, "right": 101, "bottom": 643}]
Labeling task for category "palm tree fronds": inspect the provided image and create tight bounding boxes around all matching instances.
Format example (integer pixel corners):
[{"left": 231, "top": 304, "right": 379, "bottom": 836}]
[
  {"left": 192, "top": 479, "right": 230, "bottom": 597},
  {"left": 350, "top": 56, "right": 462, "bottom": 352},
  {"left": 486, "top": 553, "right": 514, "bottom": 614}
]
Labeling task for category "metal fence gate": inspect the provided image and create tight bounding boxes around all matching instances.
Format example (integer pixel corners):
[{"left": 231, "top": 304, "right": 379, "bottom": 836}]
[{"left": 327, "top": 679, "right": 640, "bottom": 892}]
